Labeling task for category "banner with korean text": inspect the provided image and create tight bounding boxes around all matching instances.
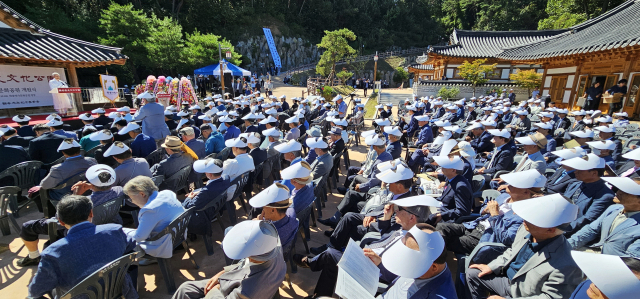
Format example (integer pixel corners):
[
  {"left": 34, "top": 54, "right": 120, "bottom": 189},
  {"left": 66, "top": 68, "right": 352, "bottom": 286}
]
[
  {"left": 263, "top": 28, "right": 282, "bottom": 68},
  {"left": 100, "top": 74, "right": 119, "bottom": 103},
  {"left": 0, "top": 65, "right": 66, "bottom": 109}
]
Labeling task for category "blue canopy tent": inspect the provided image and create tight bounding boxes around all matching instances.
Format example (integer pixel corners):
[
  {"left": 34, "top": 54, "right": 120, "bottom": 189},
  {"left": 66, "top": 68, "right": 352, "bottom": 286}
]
[{"left": 193, "top": 59, "right": 251, "bottom": 77}]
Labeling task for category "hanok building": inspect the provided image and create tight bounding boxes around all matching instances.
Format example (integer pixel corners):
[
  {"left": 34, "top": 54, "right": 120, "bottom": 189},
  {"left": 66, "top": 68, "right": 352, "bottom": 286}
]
[
  {"left": 0, "top": 1, "right": 126, "bottom": 116},
  {"left": 415, "top": 0, "right": 640, "bottom": 116}
]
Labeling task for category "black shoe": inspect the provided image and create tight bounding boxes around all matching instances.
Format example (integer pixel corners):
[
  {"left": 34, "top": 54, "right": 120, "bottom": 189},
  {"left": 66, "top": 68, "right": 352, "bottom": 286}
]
[
  {"left": 17, "top": 256, "right": 41, "bottom": 267},
  {"left": 188, "top": 233, "right": 198, "bottom": 242},
  {"left": 292, "top": 254, "right": 310, "bottom": 268},
  {"left": 310, "top": 244, "right": 328, "bottom": 255},
  {"left": 337, "top": 187, "right": 348, "bottom": 195},
  {"left": 318, "top": 217, "right": 338, "bottom": 228},
  {"left": 324, "top": 230, "right": 334, "bottom": 237}
]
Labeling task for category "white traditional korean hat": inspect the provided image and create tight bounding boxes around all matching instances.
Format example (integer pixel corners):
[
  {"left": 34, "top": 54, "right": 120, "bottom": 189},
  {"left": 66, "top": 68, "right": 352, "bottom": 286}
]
[
  {"left": 586, "top": 140, "right": 616, "bottom": 150},
  {"left": 376, "top": 164, "right": 414, "bottom": 183},
  {"left": 374, "top": 118, "right": 391, "bottom": 126},
  {"left": 623, "top": 148, "right": 640, "bottom": 160},
  {"left": 306, "top": 137, "right": 329, "bottom": 149},
  {"left": 393, "top": 195, "right": 442, "bottom": 208},
  {"left": 281, "top": 161, "right": 312, "bottom": 180},
  {"left": 239, "top": 132, "right": 261, "bottom": 144},
  {"left": 501, "top": 169, "right": 546, "bottom": 188},
  {"left": 216, "top": 110, "right": 229, "bottom": 116},
  {"left": 57, "top": 138, "right": 80, "bottom": 152},
  {"left": 571, "top": 252, "right": 640, "bottom": 299},
  {"left": 222, "top": 220, "right": 279, "bottom": 260},
  {"left": 136, "top": 91, "right": 154, "bottom": 99},
  {"left": 274, "top": 140, "right": 302, "bottom": 153},
  {"left": 332, "top": 94, "right": 343, "bottom": 102},
  {"left": 437, "top": 139, "right": 459, "bottom": 157},
  {"left": 220, "top": 116, "right": 234, "bottom": 123},
  {"left": 198, "top": 114, "right": 212, "bottom": 122},
  {"left": 443, "top": 125, "right": 462, "bottom": 134},
  {"left": 242, "top": 113, "right": 258, "bottom": 120},
  {"left": 596, "top": 115, "right": 613, "bottom": 123},
  {"left": 515, "top": 132, "right": 547, "bottom": 148},
  {"left": 560, "top": 153, "right": 605, "bottom": 170},
  {"left": 176, "top": 110, "right": 190, "bottom": 117},
  {"left": 333, "top": 118, "right": 348, "bottom": 127},
  {"left": 594, "top": 125, "right": 616, "bottom": 133},
  {"left": 415, "top": 115, "right": 430, "bottom": 122},
  {"left": 262, "top": 127, "right": 280, "bottom": 137},
  {"left": 434, "top": 120, "right": 451, "bottom": 127},
  {"left": 193, "top": 159, "right": 223, "bottom": 174},
  {"left": 534, "top": 122, "right": 552, "bottom": 130},
  {"left": 602, "top": 177, "right": 640, "bottom": 195},
  {"left": 571, "top": 110, "right": 586, "bottom": 116},
  {"left": 465, "top": 122, "right": 484, "bottom": 131},
  {"left": 117, "top": 122, "right": 140, "bottom": 135},
  {"left": 259, "top": 115, "right": 278, "bottom": 124},
  {"left": 225, "top": 137, "right": 247, "bottom": 148},
  {"left": 383, "top": 126, "right": 403, "bottom": 137},
  {"left": 11, "top": 114, "right": 31, "bottom": 122},
  {"left": 249, "top": 183, "right": 291, "bottom": 208},
  {"left": 375, "top": 104, "right": 384, "bottom": 109},
  {"left": 487, "top": 129, "right": 510, "bottom": 139},
  {"left": 89, "top": 129, "right": 114, "bottom": 141},
  {"left": 569, "top": 130, "right": 594, "bottom": 138},
  {"left": 614, "top": 112, "right": 629, "bottom": 117},
  {"left": 78, "top": 113, "right": 94, "bottom": 121},
  {"left": 433, "top": 155, "right": 464, "bottom": 170},
  {"left": 285, "top": 116, "right": 299, "bottom": 124},
  {"left": 91, "top": 108, "right": 106, "bottom": 114},
  {"left": 177, "top": 118, "right": 190, "bottom": 128},
  {"left": 365, "top": 134, "right": 386, "bottom": 146},
  {"left": 360, "top": 129, "right": 376, "bottom": 138},
  {"left": 103, "top": 141, "right": 130, "bottom": 157},
  {"left": 480, "top": 120, "right": 497, "bottom": 127},
  {"left": 381, "top": 225, "right": 446, "bottom": 278},
  {"left": 164, "top": 110, "right": 174, "bottom": 116},
  {"left": 117, "top": 106, "right": 131, "bottom": 113},
  {"left": 511, "top": 194, "right": 578, "bottom": 228},
  {"left": 47, "top": 118, "right": 63, "bottom": 127},
  {"left": 551, "top": 147, "right": 587, "bottom": 160},
  {"left": 432, "top": 131, "right": 453, "bottom": 145},
  {"left": 86, "top": 164, "right": 116, "bottom": 187}
]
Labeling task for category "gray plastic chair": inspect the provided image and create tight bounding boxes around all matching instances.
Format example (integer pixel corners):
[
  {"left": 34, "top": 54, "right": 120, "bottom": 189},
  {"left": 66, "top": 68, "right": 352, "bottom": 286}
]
[
  {"left": 0, "top": 187, "right": 21, "bottom": 236},
  {"left": 60, "top": 252, "right": 137, "bottom": 299}
]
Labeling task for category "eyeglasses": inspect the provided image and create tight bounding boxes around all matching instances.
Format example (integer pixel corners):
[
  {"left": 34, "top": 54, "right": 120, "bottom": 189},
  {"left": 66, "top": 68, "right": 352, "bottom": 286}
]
[{"left": 395, "top": 205, "right": 418, "bottom": 217}]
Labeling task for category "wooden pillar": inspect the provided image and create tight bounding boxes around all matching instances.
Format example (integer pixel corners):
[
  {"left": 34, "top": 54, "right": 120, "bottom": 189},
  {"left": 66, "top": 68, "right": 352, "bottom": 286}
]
[
  {"left": 621, "top": 54, "right": 637, "bottom": 116},
  {"left": 540, "top": 63, "right": 549, "bottom": 97},
  {"left": 66, "top": 64, "right": 83, "bottom": 111},
  {"left": 569, "top": 59, "right": 583, "bottom": 110}
]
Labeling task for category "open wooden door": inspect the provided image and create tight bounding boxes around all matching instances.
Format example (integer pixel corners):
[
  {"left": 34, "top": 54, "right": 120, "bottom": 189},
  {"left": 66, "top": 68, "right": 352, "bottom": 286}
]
[
  {"left": 550, "top": 76, "right": 568, "bottom": 106},
  {"left": 573, "top": 75, "right": 590, "bottom": 110},
  {"left": 627, "top": 74, "right": 640, "bottom": 118}
]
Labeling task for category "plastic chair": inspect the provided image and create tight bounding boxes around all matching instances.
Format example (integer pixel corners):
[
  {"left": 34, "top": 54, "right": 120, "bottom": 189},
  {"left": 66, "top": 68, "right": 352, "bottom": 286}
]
[
  {"left": 196, "top": 192, "right": 227, "bottom": 256},
  {"left": 0, "top": 187, "right": 21, "bottom": 236},
  {"left": 40, "top": 172, "right": 86, "bottom": 243},
  {"left": 328, "top": 151, "right": 344, "bottom": 190},
  {"left": 297, "top": 201, "right": 315, "bottom": 253},
  {"left": 92, "top": 195, "right": 125, "bottom": 225},
  {"left": 224, "top": 172, "right": 251, "bottom": 225},
  {"left": 282, "top": 227, "right": 299, "bottom": 290},
  {"left": 342, "top": 146, "right": 351, "bottom": 170},
  {"left": 471, "top": 175, "right": 485, "bottom": 194},
  {"left": 43, "top": 155, "right": 65, "bottom": 171},
  {"left": 0, "top": 160, "right": 43, "bottom": 217},
  {"left": 145, "top": 148, "right": 166, "bottom": 167},
  {"left": 152, "top": 175, "right": 165, "bottom": 188},
  {"left": 297, "top": 133, "right": 308, "bottom": 156},
  {"left": 159, "top": 166, "right": 192, "bottom": 193},
  {"left": 264, "top": 154, "right": 281, "bottom": 185},
  {"left": 59, "top": 252, "right": 137, "bottom": 299},
  {"left": 545, "top": 168, "right": 556, "bottom": 179},
  {"left": 145, "top": 208, "right": 198, "bottom": 294},
  {"left": 84, "top": 144, "right": 103, "bottom": 158},
  {"left": 313, "top": 175, "right": 329, "bottom": 218},
  {"left": 216, "top": 147, "right": 232, "bottom": 161}
]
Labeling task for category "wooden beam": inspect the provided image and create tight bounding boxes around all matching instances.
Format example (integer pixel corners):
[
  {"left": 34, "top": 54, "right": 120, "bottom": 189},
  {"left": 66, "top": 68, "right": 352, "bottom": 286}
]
[
  {"left": 568, "top": 59, "right": 583, "bottom": 109},
  {"left": 66, "top": 64, "right": 83, "bottom": 112}
]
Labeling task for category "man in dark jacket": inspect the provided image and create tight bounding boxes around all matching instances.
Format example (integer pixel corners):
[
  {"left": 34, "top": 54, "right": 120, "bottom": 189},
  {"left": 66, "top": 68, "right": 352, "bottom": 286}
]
[
  {"left": 12, "top": 115, "right": 35, "bottom": 137},
  {"left": 28, "top": 124, "right": 65, "bottom": 164},
  {"left": 430, "top": 156, "right": 472, "bottom": 225},
  {"left": 183, "top": 159, "right": 230, "bottom": 238},
  {"left": 476, "top": 129, "right": 514, "bottom": 184},
  {"left": 1, "top": 125, "right": 32, "bottom": 148},
  {"left": 328, "top": 127, "right": 345, "bottom": 156},
  {"left": 467, "top": 123, "right": 494, "bottom": 154}
]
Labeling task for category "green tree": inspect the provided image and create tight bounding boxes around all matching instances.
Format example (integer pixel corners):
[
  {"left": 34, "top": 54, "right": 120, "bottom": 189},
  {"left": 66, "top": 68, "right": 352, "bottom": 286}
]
[
  {"left": 393, "top": 67, "right": 409, "bottom": 87},
  {"left": 316, "top": 29, "right": 357, "bottom": 85},
  {"left": 147, "top": 16, "right": 184, "bottom": 73},
  {"left": 437, "top": 86, "right": 460, "bottom": 100},
  {"left": 539, "top": 0, "right": 625, "bottom": 29},
  {"left": 457, "top": 59, "right": 497, "bottom": 96},
  {"left": 510, "top": 69, "right": 543, "bottom": 96},
  {"left": 336, "top": 69, "right": 354, "bottom": 86},
  {"left": 182, "top": 30, "right": 242, "bottom": 74},
  {"left": 98, "top": 3, "right": 153, "bottom": 83}
]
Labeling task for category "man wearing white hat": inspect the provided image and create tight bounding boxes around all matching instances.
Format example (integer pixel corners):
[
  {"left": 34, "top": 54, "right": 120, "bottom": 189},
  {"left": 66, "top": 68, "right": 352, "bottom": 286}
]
[
  {"left": 476, "top": 129, "right": 514, "bottom": 183},
  {"left": 466, "top": 122, "right": 494, "bottom": 154},
  {"left": 47, "top": 117, "right": 77, "bottom": 140},
  {"left": 297, "top": 194, "right": 432, "bottom": 297},
  {"left": 306, "top": 137, "right": 333, "bottom": 179},
  {"left": 567, "top": 175, "right": 640, "bottom": 257},
  {"left": 284, "top": 115, "right": 300, "bottom": 141},
  {"left": 328, "top": 127, "right": 345, "bottom": 156},
  {"left": 383, "top": 126, "right": 403, "bottom": 159},
  {"left": 561, "top": 153, "right": 615, "bottom": 237},
  {"left": 375, "top": 223, "right": 456, "bottom": 299},
  {"left": 467, "top": 194, "right": 583, "bottom": 299},
  {"left": 613, "top": 111, "right": 630, "bottom": 128},
  {"left": 544, "top": 147, "right": 586, "bottom": 194},
  {"left": 437, "top": 170, "right": 543, "bottom": 257},
  {"left": 554, "top": 108, "right": 571, "bottom": 132},
  {"left": 134, "top": 92, "right": 171, "bottom": 144},
  {"left": 118, "top": 122, "right": 157, "bottom": 158},
  {"left": 88, "top": 129, "right": 119, "bottom": 168},
  {"left": 507, "top": 110, "right": 531, "bottom": 134},
  {"left": 376, "top": 104, "right": 389, "bottom": 119},
  {"left": 221, "top": 115, "right": 241, "bottom": 141},
  {"left": 29, "top": 139, "right": 97, "bottom": 213},
  {"left": 183, "top": 158, "right": 230, "bottom": 239},
  {"left": 173, "top": 220, "right": 286, "bottom": 299},
  {"left": 12, "top": 114, "right": 35, "bottom": 137},
  {"left": 222, "top": 136, "right": 255, "bottom": 183},
  {"left": 430, "top": 156, "right": 472, "bottom": 224},
  {"left": 595, "top": 124, "right": 623, "bottom": 161},
  {"left": 164, "top": 110, "right": 178, "bottom": 131},
  {"left": 616, "top": 147, "right": 640, "bottom": 178},
  {"left": 103, "top": 141, "right": 152, "bottom": 187},
  {"left": 280, "top": 161, "right": 315, "bottom": 215},
  {"left": 569, "top": 252, "right": 640, "bottom": 299},
  {"left": 76, "top": 112, "right": 96, "bottom": 139},
  {"left": 89, "top": 108, "right": 110, "bottom": 128},
  {"left": 412, "top": 115, "right": 434, "bottom": 148},
  {"left": 248, "top": 183, "right": 299, "bottom": 247},
  {"left": 1, "top": 124, "right": 32, "bottom": 148}
]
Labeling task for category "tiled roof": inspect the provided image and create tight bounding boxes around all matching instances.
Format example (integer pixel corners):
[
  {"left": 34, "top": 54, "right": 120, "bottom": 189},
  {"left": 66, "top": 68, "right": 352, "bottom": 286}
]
[
  {"left": 409, "top": 64, "right": 434, "bottom": 70},
  {"left": 0, "top": 1, "right": 126, "bottom": 66},
  {"left": 499, "top": 0, "right": 640, "bottom": 61},
  {"left": 430, "top": 29, "right": 567, "bottom": 58}
]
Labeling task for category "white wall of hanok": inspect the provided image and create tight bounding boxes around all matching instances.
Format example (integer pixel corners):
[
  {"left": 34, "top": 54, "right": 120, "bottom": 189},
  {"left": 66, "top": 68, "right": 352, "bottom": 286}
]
[{"left": 413, "top": 83, "right": 530, "bottom": 101}]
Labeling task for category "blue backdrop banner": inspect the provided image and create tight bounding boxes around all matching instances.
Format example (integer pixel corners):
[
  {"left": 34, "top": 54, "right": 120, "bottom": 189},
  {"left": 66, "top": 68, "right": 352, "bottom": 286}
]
[{"left": 263, "top": 28, "right": 282, "bottom": 68}]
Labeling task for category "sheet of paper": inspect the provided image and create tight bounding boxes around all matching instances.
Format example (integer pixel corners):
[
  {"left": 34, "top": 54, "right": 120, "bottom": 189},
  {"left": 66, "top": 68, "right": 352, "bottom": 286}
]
[
  {"left": 335, "top": 267, "right": 377, "bottom": 299},
  {"left": 337, "top": 239, "right": 380, "bottom": 296}
]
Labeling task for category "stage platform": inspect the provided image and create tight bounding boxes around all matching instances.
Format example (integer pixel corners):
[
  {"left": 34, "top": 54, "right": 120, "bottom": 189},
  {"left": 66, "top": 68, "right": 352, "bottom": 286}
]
[{"left": 0, "top": 107, "right": 136, "bottom": 129}]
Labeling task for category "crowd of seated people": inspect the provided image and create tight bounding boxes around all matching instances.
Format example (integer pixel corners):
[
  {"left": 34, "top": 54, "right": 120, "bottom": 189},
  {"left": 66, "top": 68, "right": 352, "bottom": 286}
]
[{"left": 4, "top": 90, "right": 640, "bottom": 299}]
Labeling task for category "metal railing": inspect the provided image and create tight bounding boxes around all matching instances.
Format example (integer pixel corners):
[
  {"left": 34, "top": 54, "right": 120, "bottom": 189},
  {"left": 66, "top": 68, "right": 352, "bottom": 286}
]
[
  {"left": 285, "top": 47, "right": 431, "bottom": 75},
  {"left": 79, "top": 87, "right": 127, "bottom": 104}
]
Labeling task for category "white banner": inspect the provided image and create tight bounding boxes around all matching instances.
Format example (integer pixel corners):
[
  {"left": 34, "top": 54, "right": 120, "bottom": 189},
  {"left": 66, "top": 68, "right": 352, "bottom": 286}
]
[
  {"left": 0, "top": 65, "right": 66, "bottom": 109},
  {"left": 100, "top": 74, "right": 119, "bottom": 102}
]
